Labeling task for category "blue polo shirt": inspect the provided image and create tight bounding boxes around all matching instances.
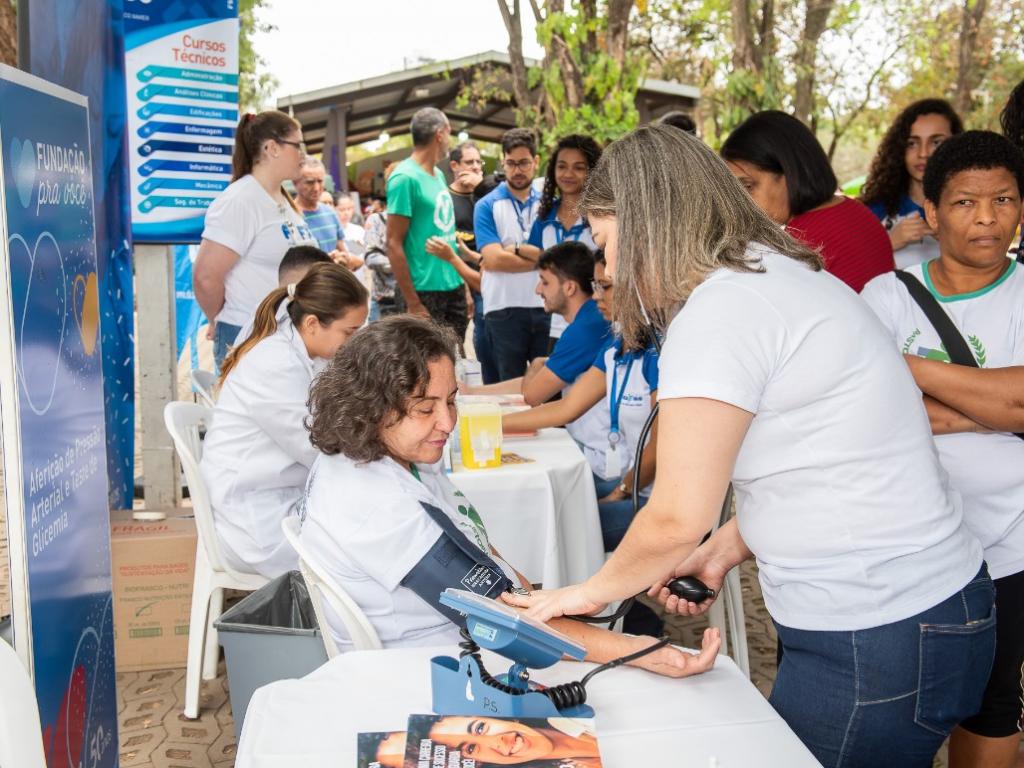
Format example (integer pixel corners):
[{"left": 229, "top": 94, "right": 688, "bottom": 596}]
[
  {"left": 301, "top": 203, "right": 343, "bottom": 253},
  {"left": 867, "top": 193, "right": 924, "bottom": 225},
  {"left": 527, "top": 203, "right": 597, "bottom": 251},
  {"left": 545, "top": 299, "right": 611, "bottom": 384}
]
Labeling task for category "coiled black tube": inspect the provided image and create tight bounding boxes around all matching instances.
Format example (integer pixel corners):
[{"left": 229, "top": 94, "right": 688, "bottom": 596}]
[{"left": 457, "top": 627, "right": 670, "bottom": 711}]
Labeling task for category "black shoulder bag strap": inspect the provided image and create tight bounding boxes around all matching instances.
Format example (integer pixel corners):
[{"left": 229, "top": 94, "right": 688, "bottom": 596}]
[
  {"left": 894, "top": 270, "right": 1024, "bottom": 440},
  {"left": 894, "top": 271, "right": 978, "bottom": 368}
]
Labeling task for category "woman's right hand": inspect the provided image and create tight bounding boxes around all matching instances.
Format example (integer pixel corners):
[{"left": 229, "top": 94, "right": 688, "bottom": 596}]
[
  {"left": 648, "top": 545, "right": 729, "bottom": 617},
  {"left": 889, "top": 213, "right": 934, "bottom": 251}
]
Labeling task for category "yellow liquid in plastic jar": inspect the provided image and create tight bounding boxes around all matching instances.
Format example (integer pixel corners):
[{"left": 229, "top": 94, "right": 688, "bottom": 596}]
[{"left": 459, "top": 402, "right": 503, "bottom": 469}]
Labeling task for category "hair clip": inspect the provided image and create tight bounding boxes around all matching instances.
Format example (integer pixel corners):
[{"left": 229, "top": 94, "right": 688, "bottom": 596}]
[{"left": 286, "top": 282, "right": 297, "bottom": 299}]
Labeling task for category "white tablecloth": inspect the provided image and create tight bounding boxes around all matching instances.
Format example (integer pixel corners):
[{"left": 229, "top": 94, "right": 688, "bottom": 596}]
[
  {"left": 236, "top": 646, "right": 822, "bottom": 767},
  {"left": 450, "top": 428, "right": 605, "bottom": 588}
]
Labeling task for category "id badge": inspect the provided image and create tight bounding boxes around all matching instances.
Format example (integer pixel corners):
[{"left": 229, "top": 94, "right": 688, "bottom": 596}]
[{"left": 604, "top": 443, "right": 622, "bottom": 478}]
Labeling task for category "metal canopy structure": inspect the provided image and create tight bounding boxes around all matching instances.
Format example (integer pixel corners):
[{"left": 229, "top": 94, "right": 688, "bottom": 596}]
[{"left": 277, "top": 50, "right": 700, "bottom": 189}]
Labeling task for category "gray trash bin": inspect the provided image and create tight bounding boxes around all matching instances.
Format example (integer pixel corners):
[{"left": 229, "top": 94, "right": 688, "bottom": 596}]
[{"left": 214, "top": 571, "right": 329, "bottom": 739}]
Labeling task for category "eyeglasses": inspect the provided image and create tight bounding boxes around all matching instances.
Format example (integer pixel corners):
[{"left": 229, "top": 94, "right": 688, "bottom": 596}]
[
  {"left": 503, "top": 158, "right": 535, "bottom": 172},
  {"left": 591, "top": 279, "right": 614, "bottom": 297},
  {"left": 277, "top": 139, "right": 307, "bottom": 153}
]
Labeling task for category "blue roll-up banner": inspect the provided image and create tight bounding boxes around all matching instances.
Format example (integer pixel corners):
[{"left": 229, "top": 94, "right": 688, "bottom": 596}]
[
  {"left": 27, "top": 0, "right": 136, "bottom": 511},
  {"left": 0, "top": 64, "right": 118, "bottom": 768},
  {"left": 125, "top": 0, "right": 240, "bottom": 244}
]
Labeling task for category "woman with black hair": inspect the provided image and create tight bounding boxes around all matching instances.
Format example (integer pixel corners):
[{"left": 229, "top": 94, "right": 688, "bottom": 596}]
[
  {"left": 861, "top": 99, "right": 963, "bottom": 267},
  {"left": 721, "top": 110, "right": 894, "bottom": 293},
  {"left": 529, "top": 135, "right": 602, "bottom": 342},
  {"left": 1002, "top": 80, "right": 1024, "bottom": 261}
]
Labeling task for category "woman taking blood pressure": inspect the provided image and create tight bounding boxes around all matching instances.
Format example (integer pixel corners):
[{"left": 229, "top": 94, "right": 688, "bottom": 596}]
[
  {"left": 297, "top": 316, "right": 718, "bottom": 677},
  {"left": 504, "top": 126, "right": 995, "bottom": 768}
]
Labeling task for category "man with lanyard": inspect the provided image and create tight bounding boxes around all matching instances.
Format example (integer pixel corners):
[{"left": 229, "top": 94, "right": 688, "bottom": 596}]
[{"left": 473, "top": 128, "right": 548, "bottom": 380}]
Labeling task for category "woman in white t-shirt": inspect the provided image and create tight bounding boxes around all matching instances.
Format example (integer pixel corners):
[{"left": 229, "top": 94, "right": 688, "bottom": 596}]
[
  {"left": 504, "top": 126, "right": 994, "bottom": 768},
  {"left": 298, "top": 315, "right": 719, "bottom": 677},
  {"left": 200, "top": 263, "right": 367, "bottom": 578},
  {"left": 194, "top": 110, "right": 318, "bottom": 368}
]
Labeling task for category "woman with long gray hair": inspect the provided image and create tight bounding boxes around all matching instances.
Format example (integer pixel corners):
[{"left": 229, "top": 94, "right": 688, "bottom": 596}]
[{"left": 505, "top": 125, "right": 995, "bottom": 768}]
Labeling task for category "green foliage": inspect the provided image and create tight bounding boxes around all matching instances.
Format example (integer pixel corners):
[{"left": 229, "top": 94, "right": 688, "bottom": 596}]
[
  {"left": 238, "top": 0, "right": 277, "bottom": 112},
  {"left": 470, "top": 2, "right": 646, "bottom": 156}
]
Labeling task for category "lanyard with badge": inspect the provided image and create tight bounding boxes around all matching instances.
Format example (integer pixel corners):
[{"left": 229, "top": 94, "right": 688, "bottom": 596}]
[
  {"left": 605, "top": 354, "right": 635, "bottom": 478},
  {"left": 512, "top": 192, "right": 537, "bottom": 240}
]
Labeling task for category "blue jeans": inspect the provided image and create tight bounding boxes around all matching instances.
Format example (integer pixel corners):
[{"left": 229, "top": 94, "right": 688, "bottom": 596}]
[
  {"left": 213, "top": 321, "right": 242, "bottom": 370},
  {"left": 485, "top": 306, "right": 551, "bottom": 381},
  {"left": 771, "top": 565, "right": 996, "bottom": 768},
  {"left": 471, "top": 291, "right": 499, "bottom": 384},
  {"left": 591, "top": 473, "right": 645, "bottom": 552}
]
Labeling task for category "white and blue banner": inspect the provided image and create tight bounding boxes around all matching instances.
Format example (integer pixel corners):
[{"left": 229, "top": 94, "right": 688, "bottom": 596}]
[
  {"left": 125, "top": 0, "right": 240, "bottom": 243},
  {"left": 26, "top": 0, "right": 137, "bottom": 510},
  {"left": 0, "top": 65, "right": 118, "bottom": 768}
]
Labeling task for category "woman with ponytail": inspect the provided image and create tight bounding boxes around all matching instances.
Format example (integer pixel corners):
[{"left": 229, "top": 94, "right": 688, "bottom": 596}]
[
  {"left": 194, "top": 110, "right": 319, "bottom": 368},
  {"left": 200, "top": 262, "right": 368, "bottom": 577}
]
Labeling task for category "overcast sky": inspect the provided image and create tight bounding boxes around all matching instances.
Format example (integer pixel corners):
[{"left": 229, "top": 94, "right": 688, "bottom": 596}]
[{"left": 254, "top": 1, "right": 544, "bottom": 104}]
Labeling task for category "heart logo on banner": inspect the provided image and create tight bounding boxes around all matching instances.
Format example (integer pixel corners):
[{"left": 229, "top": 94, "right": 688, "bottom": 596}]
[
  {"left": 8, "top": 137, "right": 36, "bottom": 209},
  {"left": 8, "top": 230, "right": 67, "bottom": 416},
  {"left": 72, "top": 271, "right": 99, "bottom": 356}
]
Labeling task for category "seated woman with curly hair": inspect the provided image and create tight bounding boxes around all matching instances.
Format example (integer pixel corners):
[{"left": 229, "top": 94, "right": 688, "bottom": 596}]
[{"left": 298, "top": 315, "right": 719, "bottom": 677}]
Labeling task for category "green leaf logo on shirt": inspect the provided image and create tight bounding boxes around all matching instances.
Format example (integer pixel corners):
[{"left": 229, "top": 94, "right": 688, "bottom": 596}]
[
  {"left": 968, "top": 335, "right": 987, "bottom": 367},
  {"left": 457, "top": 503, "right": 485, "bottom": 531}
]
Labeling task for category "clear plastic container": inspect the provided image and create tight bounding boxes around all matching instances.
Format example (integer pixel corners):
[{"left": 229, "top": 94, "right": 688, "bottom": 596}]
[{"left": 458, "top": 399, "right": 503, "bottom": 469}]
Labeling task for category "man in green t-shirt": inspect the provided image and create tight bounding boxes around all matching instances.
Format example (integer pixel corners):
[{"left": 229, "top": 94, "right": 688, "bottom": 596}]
[{"left": 386, "top": 107, "right": 468, "bottom": 344}]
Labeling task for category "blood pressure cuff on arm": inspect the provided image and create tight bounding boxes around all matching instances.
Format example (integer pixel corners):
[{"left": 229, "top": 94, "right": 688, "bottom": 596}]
[{"left": 401, "top": 502, "right": 515, "bottom": 625}]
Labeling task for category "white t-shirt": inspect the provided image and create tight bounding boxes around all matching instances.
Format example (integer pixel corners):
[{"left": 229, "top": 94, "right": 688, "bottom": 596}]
[
  {"left": 202, "top": 175, "right": 317, "bottom": 327},
  {"left": 861, "top": 259, "right": 1024, "bottom": 579},
  {"left": 299, "top": 454, "right": 517, "bottom": 651},
  {"left": 658, "top": 244, "right": 982, "bottom": 632},
  {"left": 343, "top": 221, "right": 368, "bottom": 282},
  {"left": 200, "top": 309, "right": 324, "bottom": 577}
]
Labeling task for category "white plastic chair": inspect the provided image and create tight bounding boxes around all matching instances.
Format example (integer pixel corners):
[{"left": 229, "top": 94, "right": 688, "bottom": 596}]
[
  {"left": 280, "top": 516, "right": 382, "bottom": 657},
  {"left": 707, "top": 485, "right": 750, "bottom": 678},
  {"left": 190, "top": 368, "right": 218, "bottom": 408},
  {"left": 0, "top": 640, "right": 47, "bottom": 768},
  {"left": 163, "top": 402, "right": 269, "bottom": 718}
]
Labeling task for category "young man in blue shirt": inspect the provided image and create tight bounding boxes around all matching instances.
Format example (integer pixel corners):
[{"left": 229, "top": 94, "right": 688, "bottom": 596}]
[{"left": 470, "top": 242, "right": 610, "bottom": 449}]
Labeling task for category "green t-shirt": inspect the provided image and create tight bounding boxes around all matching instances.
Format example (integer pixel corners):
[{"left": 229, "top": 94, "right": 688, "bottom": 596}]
[{"left": 386, "top": 157, "right": 463, "bottom": 292}]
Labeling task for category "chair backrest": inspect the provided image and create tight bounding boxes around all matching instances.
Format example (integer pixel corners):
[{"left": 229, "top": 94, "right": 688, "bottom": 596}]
[
  {"left": 190, "top": 369, "right": 218, "bottom": 408},
  {"left": 163, "top": 401, "right": 241, "bottom": 577},
  {"left": 280, "top": 516, "right": 382, "bottom": 655},
  {"left": 0, "top": 640, "right": 47, "bottom": 768}
]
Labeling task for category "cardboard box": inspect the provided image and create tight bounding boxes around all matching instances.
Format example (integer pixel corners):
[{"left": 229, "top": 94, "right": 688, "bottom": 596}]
[{"left": 110, "top": 509, "right": 197, "bottom": 672}]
